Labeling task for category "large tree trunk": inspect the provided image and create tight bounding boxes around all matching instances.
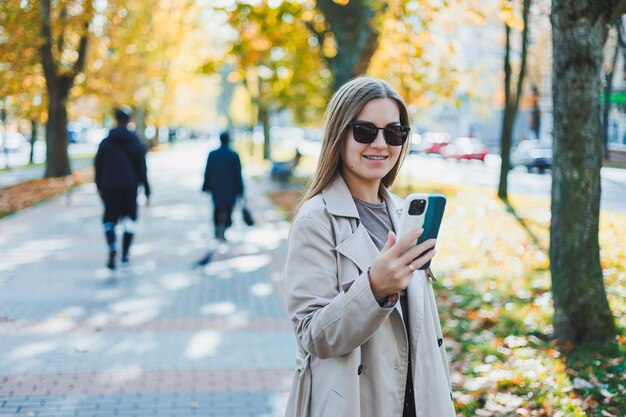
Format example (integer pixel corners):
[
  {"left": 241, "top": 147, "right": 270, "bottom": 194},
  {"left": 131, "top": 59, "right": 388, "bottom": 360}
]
[
  {"left": 45, "top": 81, "right": 72, "bottom": 177},
  {"left": 550, "top": 0, "right": 616, "bottom": 345},
  {"left": 39, "top": 0, "right": 90, "bottom": 178},
  {"left": 316, "top": 0, "right": 382, "bottom": 91}
]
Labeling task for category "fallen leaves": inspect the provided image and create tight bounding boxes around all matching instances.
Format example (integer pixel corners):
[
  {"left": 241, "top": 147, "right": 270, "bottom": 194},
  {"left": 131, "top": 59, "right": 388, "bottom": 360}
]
[{"left": 0, "top": 168, "right": 93, "bottom": 218}]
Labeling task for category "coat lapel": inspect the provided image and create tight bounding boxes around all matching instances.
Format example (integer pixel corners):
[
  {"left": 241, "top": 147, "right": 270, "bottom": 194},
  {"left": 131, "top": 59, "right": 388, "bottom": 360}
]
[
  {"left": 380, "top": 186, "right": 403, "bottom": 234},
  {"left": 322, "top": 175, "right": 380, "bottom": 282},
  {"left": 335, "top": 223, "right": 379, "bottom": 276}
]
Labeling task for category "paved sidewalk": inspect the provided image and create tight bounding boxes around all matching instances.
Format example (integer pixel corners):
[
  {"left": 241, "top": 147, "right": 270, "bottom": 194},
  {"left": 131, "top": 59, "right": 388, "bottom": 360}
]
[{"left": 0, "top": 141, "right": 296, "bottom": 416}]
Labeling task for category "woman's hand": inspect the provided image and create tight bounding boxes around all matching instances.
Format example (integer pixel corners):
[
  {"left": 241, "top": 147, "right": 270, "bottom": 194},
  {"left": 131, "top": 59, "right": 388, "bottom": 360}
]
[{"left": 368, "top": 229, "right": 436, "bottom": 300}]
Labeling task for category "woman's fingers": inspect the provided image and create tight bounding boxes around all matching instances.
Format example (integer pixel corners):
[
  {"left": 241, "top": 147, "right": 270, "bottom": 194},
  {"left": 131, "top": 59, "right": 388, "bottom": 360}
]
[
  {"left": 381, "top": 231, "right": 397, "bottom": 252},
  {"left": 409, "top": 248, "right": 436, "bottom": 270},
  {"left": 386, "top": 228, "right": 422, "bottom": 256},
  {"left": 399, "top": 238, "right": 437, "bottom": 265}
]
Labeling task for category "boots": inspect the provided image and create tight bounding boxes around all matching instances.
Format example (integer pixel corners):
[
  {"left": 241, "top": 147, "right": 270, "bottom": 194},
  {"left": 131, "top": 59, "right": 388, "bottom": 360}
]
[
  {"left": 121, "top": 232, "right": 134, "bottom": 265},
  {"left": 104, "top": 222, "right": 116, "bottom": 270}
]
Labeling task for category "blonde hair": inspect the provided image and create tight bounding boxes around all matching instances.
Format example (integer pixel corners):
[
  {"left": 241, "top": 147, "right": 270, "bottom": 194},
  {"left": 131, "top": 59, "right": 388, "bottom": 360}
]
[{"left": 298, "top": 76, "right": 410, "bottom": 210}]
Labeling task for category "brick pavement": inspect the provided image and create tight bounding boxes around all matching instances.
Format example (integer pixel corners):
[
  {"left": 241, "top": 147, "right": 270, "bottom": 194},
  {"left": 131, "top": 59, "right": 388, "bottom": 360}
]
[{"left": 0, "top": 141, "right": 297, "bottom": 417}]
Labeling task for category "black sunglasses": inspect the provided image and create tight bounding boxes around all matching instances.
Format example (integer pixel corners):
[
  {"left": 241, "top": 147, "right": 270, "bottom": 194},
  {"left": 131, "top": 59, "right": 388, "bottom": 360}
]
[{"left": 348, "top": 121, "right": 410, "bottom": 146}]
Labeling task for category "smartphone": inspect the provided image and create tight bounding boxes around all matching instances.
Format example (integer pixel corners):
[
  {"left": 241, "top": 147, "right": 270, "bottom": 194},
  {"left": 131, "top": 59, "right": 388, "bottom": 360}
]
[{"left": 397, "top": 193, "right": 446, "bottom": 270}]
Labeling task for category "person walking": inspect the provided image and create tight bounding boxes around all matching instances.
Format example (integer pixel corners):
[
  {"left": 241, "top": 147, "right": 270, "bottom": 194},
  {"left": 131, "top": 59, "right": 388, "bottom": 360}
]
[
  {"left": 283, "top": 77, "right": 456, "bottom": 417},
  {"left": 202, "top": 131, "right": 244, "bottom": 242},
  {"left": 95, "top": 108, "right": 150, "bottom": 270}
]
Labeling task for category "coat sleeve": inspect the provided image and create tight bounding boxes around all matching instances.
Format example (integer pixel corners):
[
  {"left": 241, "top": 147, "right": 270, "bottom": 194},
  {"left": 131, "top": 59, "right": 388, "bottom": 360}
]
[{"left": 284, "top": 214, "right": 393, "bottom": 359}]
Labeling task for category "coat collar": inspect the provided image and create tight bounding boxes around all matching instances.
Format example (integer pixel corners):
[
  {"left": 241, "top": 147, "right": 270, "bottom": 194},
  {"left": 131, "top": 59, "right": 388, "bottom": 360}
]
[
  {"left": 322, "top": 174, "right": 402, "bottom": 225},
  {"left": 323, "top": 174, "right": 403, "bottom": 275},
  {"left": 321, "top": 174, "right": 360, "bottom": 219}
]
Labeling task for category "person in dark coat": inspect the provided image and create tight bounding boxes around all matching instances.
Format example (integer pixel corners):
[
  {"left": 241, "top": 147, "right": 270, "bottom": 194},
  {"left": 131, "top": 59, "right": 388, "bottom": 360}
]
[
  {"left": 202, "top": 131, "right": 244, "bottom": 241},
  {"left": 95, "top": 108, "right": 151, "bottom": 269}
]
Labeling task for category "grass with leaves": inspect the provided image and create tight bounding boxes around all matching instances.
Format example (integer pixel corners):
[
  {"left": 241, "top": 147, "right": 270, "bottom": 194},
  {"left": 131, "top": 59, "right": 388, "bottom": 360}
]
[
  {"left": 268, "top": 177, "right": 626, "bottom": 417},
  {"left": 0, "top": 169, "right": 93, "bottom": 219}
]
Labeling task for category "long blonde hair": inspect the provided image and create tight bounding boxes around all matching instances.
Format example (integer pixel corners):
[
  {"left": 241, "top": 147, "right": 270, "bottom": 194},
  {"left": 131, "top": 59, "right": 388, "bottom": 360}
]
[{"left": 299, "top": 76, "right": 410, "bottom": 210}]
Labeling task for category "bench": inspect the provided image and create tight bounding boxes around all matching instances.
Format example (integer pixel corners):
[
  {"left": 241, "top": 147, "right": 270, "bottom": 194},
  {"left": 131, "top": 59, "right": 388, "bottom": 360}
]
[{"left": 271, "top": 150, "right": 302, "bottom": 182}]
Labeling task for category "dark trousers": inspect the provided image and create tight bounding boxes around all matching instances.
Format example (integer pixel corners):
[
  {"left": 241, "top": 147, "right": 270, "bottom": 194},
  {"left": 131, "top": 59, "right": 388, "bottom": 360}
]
[
  {"left": 401, "top": 294, "right": 417, "bottom": 417},
  {"left": 100, "top": 187, "right": 138, "bottom": 223},
  {"left": 213, "top": 204, "right": 233, "bottom": 240}
]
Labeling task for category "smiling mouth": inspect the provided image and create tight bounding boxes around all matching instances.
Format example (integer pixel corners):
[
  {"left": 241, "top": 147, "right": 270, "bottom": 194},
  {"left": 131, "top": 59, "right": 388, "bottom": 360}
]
[{"left": 364, "top": 156, "right": 388, "bottom": 160}]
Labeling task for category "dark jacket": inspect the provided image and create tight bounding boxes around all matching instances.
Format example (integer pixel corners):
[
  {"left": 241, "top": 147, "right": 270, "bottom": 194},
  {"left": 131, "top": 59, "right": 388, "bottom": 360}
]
[
  {"left": 202, "top": 143, "right": 243, "bottom": 207},
  {"left": 95, "top": 126, "right": 150, "bottom": 196}
]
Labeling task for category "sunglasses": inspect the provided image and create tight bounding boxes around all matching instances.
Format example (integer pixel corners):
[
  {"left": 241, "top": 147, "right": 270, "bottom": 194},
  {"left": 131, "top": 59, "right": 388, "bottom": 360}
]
[{"left": 348, "top": 121, "right": 410, "bottom": 146}]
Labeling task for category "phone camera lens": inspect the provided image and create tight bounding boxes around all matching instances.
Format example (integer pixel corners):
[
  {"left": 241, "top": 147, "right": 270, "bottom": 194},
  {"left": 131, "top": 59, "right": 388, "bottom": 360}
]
[{"left": 409, "top": 199, "right": 426, "bottom": 215}]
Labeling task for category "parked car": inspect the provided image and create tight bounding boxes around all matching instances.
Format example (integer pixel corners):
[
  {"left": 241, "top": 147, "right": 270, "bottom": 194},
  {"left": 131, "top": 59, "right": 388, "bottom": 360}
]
[
  {"left": 511, "top": 139, "right": 552, "bottom": 173},
  {"left": 421, "top": 132, "right": 451, "bottom": 155},
  {"left": 0, "top": 132, "right": 28, "bottom": 152},
  {"left": 409, "top": 133, "right": 423, "bottom": 153},
  {"left": 441, "top": 137, "right": 489, "bottom": 162}
]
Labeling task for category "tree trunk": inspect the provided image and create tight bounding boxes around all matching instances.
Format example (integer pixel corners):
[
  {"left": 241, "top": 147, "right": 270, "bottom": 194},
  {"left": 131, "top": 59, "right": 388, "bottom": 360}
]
[
  {"left": 316, "top": 0, "right": 382, "bottom": 91},
  {"left": 134, "top": 105, "right": 147, "bottom": 144},
  {"left": 550, "top": 0, "right": 616, "bottom": 345},
  {"left": 259, "top": 105, "right": 271, "bottom": 160},
  {"left": 498, "top": 0, "right": 530, "bottom": 201},
  {"left": 29, "top": 119, "right": 37, "bottom": 165},
  {"left": 44, "top": 82, "right": 71, "bottom": 177},
  {"left": 1, "top": 104, "right": 8, "bottom": 170},
  {"left": 39, "top": 0, "right": 90, "bottom": 178},
  {"left": 498, "top": 25, "right": 513, "bottom": 200}
]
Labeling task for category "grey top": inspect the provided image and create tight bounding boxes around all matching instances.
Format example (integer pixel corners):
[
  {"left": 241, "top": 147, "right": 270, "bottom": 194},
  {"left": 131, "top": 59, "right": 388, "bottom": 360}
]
[
  {"left": 353, "top": 197, "right": 395, "bottom": 251},
  {"left": 354, "top": 196, "right": 408, "bottom": 301}
]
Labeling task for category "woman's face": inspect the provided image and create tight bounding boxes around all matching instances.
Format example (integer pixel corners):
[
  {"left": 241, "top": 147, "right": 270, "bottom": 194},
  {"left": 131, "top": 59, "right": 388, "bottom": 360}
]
[{"left": 340, "top": 98, "right": 403, "bottom": 190}]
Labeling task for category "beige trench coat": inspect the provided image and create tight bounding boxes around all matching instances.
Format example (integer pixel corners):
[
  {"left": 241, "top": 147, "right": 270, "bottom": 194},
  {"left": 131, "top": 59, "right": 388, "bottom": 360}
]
[{"left": 283, "top": 175, "right": 456, "bottom": 417}]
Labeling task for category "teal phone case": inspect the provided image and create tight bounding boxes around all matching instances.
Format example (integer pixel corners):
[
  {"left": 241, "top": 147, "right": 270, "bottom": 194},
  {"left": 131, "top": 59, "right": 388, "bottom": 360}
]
[{"left": 417, "top": 195, "right": 446, "bottom": 270}]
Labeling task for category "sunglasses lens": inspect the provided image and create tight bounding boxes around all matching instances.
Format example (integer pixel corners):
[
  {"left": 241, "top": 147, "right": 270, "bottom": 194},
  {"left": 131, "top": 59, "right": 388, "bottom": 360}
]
[
  {"left": 384, "top": 125, "right": 409, "bottom": 146},
  {"left": 349, "top": 122, "right": 409, "bottom": 146},
  {"left": 352, "top": 123, "right": 377, "bottom": 143}
]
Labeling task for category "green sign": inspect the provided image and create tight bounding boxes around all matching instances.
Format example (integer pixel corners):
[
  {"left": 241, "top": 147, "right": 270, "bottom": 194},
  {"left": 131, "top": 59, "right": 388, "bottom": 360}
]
[{"left": 600, "top": 91, "right": 626, "bottom": 104}]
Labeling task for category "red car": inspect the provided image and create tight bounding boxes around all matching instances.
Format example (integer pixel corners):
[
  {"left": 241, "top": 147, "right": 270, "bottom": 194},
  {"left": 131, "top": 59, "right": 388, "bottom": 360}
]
[
  {"left": 441, "top": 137, "right": 489, "bottom": 162},
  {"left": 423, "top": 132, "right": 450, "bottom": 154}
]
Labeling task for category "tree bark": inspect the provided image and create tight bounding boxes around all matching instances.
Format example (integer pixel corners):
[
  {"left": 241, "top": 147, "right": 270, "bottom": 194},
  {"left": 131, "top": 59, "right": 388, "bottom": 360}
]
[
  {"left": 550, "top": 0, "right": 617, "bottom": 345},
  {"left": 498, "top": 0, "right": 531, "bottom": 200},
  {"left": 316, "top": 0, "right": 382, "bottom": 91},
  {"left": 134, "top": 105, "right": 147, "bottom": 144},
  {"left": 39, "top": 0, "right": 90, "bottom": 178},
  {"left": 29, "top": 119, "right": 37, "bottom": 165},
  {"left": 259, "top": 105, "right": 271, "bottom": 161},
  {"left": 45, "top": 82, "right": 71, "bottom": 177},
  {"left": 498, "top": 25, "right": 513, "bottom": 200},
  {"left": 1, "top": 104, "right": 8, "bottom": 170}
]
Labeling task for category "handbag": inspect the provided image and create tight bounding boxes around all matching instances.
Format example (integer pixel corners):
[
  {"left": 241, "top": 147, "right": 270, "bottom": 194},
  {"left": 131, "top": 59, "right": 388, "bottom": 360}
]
[{"left": 241, "top": 204, "right": 254, "bottom": 226}]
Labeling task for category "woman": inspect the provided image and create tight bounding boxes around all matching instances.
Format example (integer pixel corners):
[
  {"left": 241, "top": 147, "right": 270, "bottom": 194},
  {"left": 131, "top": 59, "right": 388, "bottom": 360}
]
[{"left": 283, "top": 77, "right": 455, "bottom": 417}]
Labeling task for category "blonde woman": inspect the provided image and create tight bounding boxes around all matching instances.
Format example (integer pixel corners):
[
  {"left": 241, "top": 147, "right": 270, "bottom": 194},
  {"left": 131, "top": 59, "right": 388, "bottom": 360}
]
[{"left": 283, "top": 77, "right": 455, "bottom": 417}]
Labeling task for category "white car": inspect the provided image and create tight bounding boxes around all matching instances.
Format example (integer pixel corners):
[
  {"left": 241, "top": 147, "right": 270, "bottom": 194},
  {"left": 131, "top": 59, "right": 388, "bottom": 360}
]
[
  {"left": 511, "top": 139, "right": 552, "bottom": 173},
  {"left": 0, "top": 132, "right": 28, "bottom": 152}
]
